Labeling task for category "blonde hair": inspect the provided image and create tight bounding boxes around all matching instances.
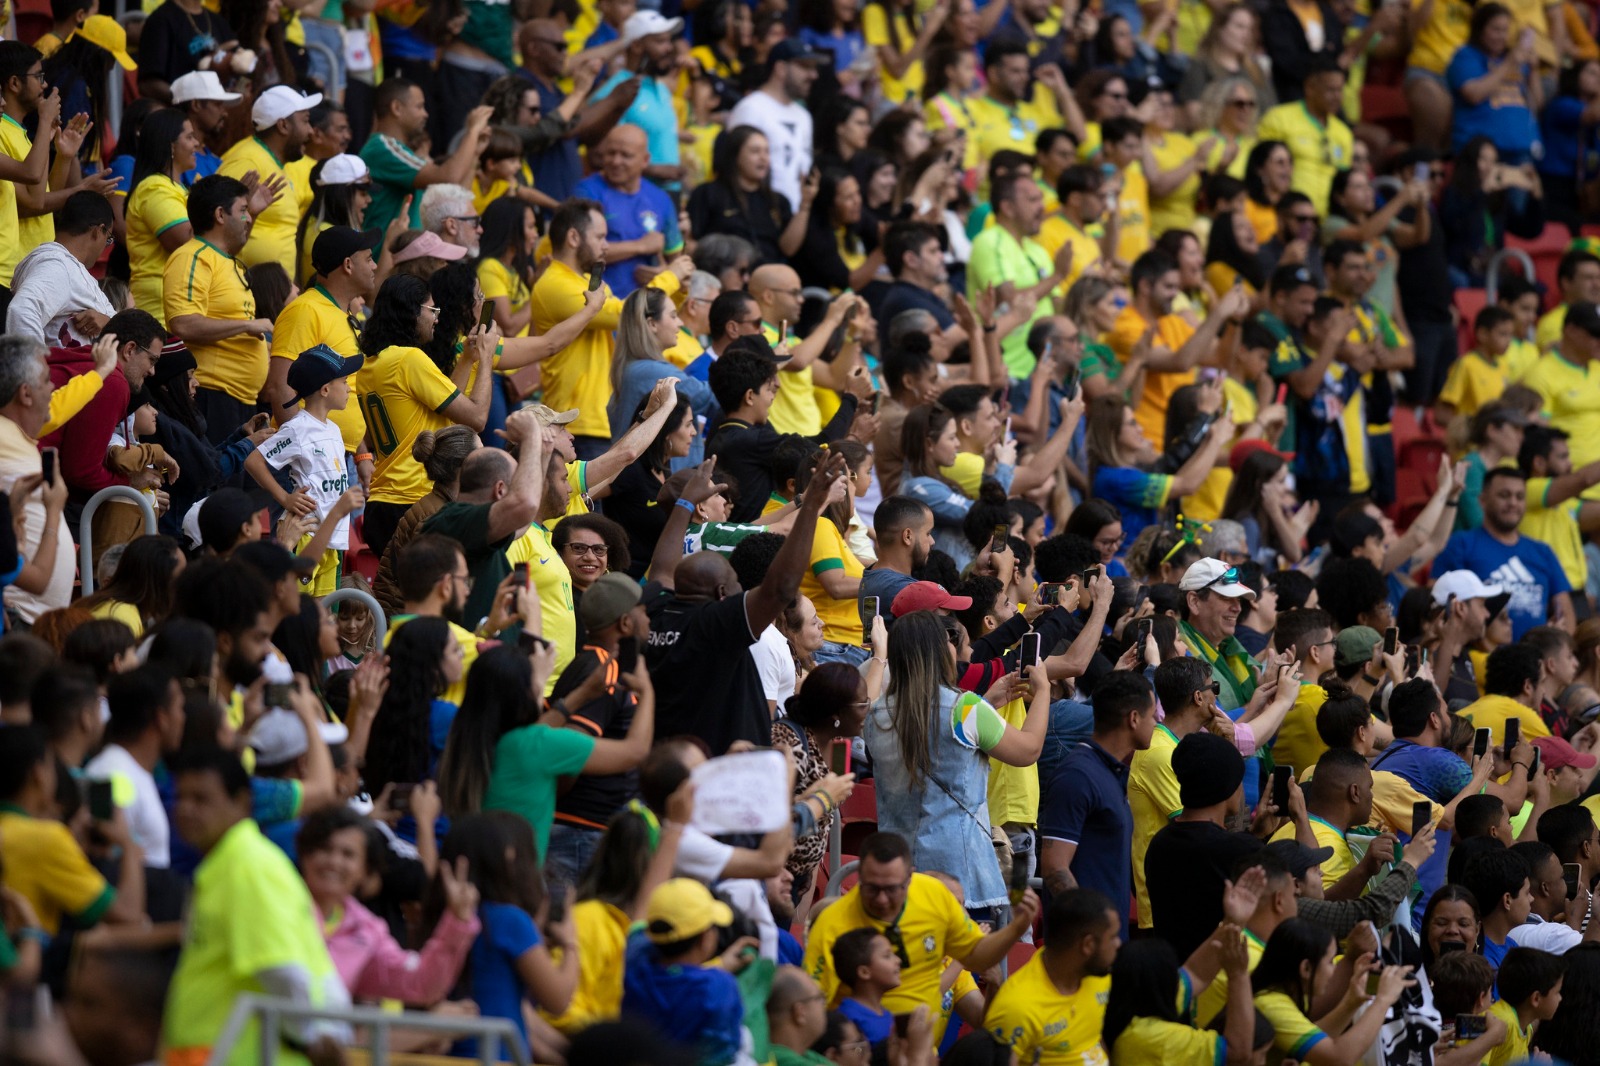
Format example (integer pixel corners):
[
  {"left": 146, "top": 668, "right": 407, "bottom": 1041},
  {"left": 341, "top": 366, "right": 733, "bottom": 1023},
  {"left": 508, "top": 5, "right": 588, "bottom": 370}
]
[
  {"left": 335, "top": 573, "right": 377, "bottom": 654},
  {"left": 1197, "top": 75, "right": 1259, "bottom": 135},
  {"left": 611, "top": 287, "right": 670, "bottom": 394}
]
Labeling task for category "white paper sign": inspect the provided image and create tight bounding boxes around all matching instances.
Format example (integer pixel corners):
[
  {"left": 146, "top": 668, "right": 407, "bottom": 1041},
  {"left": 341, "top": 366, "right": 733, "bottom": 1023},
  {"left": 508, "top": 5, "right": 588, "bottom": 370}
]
[{"left": 689, "top": 750, "right": 791, "bottom": 836}]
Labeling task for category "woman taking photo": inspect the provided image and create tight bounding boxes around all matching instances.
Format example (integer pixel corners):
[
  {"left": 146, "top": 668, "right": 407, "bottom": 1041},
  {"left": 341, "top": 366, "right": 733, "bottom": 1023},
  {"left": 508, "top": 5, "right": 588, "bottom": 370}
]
[
  {"left": 1242, "top": 140, "right": 1294, "bottom": 244},
  {"left": 771, "top": 662, "right": 876, "bottom": 903},
  {"left": 604, "top": 394, "right": 699, "bottom": 578},
  {"left": 901, "top": 403, "right": 1017, "bottom": 568},
  {"left": 80, "top": 534, "right": 184, "bottom": 637},
  {"left": 353, "top": 274, "right": 498, "bottom": 557},
  {"left": 1086, "top": 393, "right": 1231, "bottom": 543},
  {"left": 606, "top": 286, "right": 717, "bottom": 464},
  {"left": 1221, "top": 446, "right": 1315, "bottom": 565},
  {"left": 1195, "top": 76, "right": 1261, "bottom": 180},
  {"left": 1178, "top": 5, "right": 1274, "bottom": 126},
  {"left": 1251, "top": 918, "right": 1413, "bottom": 1065},
  {"left": 125, "top": 108, "right": 201, "bottom": 316},
  {"left": 865, "top": 610, "right": 1051, "bottom": 916},
  {"left": 1323, "top": 169, "right": 1428, "bottom": 319},
  {"left": 797, "top": 168, "right": 884, "bottom": 295},
  {"left": 1439, "top": 135, "right": 1545, "bottom": 288},
  {"left": 436, "top": 643, "right": 655, "bottom": 859},
  {"left": 688, "top": 127, "right": 806, "bottom": 266}
]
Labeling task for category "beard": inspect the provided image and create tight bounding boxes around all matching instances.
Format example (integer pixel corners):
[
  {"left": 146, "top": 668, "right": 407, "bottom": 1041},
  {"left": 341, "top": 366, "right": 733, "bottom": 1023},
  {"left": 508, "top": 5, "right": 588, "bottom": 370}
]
[
  {"left": 224, "top": 648, "right": 263, "bottom": 688},
  {"left": 442, "top": 594, "right": 466, "bottom": 627}
]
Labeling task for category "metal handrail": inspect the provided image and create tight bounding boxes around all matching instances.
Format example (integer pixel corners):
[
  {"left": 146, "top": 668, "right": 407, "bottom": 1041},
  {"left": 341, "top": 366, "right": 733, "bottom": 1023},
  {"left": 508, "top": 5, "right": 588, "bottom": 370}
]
[
  {"left": 78, "top": 486, "right": 157, "bottom": 596},
  {"left": 321, "top": 586, "right": 387, "bottom": 639},
  {"left": 206, "top": 993, "right": 530, "bottom": 1066},
  {"left": 1485, "top": 248, "right": 1536, "bottom": 305}
]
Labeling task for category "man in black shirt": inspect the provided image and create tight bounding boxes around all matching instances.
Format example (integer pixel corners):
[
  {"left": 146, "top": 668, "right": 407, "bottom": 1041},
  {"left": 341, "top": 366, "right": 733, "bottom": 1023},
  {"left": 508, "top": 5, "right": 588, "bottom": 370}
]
[
  {"left": 1144, "top": 731, "right": 1269, "bottom": 959},
  {"left": 642, "top": 450, "right": 846, "bottom": 752},
  {"left": 705, "top": 337, "right": 862, "bottom": 523},
  {"left": 1393, "top": 148, "right": 1456, "bottom": 405},
  {"left": 876, "top": 221, "right": 961, "bottom": 341},
  {"left": 138, "top": 0, "right": 241, "bottom": 103}
]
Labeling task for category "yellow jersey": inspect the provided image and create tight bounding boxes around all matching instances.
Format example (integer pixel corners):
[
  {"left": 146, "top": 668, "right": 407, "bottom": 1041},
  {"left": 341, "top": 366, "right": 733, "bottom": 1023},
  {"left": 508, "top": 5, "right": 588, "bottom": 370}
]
[
  {"left": 1129, "top": 723, "right": 1183, "bottom": 929},
  {"left": 861, "top": 4, "right": 923, "bottom": 103},
  {"left": 1194, "top": 929, "right": 1266, "bottom": 1025},
  {"left": 478, "top": 257, "right": 532, "bottom": 339},
  {"left": 163, "top": 238, "right": 268, "bottom": 403},
  {"left": 986, "top": 951, "right": 1111, "bottom": 1066},
  {"left": 967, "top": 86, "right": 1063, "bottom": 163},
  {"left": 1523, "top": 475, "right": 1588, "bottom": 591},
  {"left": 1269, "top": 813, "right": 1355, "bottom": 891},
  {"left": 1256, "top": 102, "right": 1354, "bottom": 217},
  {"left": 218, "top": 135, "right": 312, "bottom": 276},
  {"left": 1459, "top": 693, "right": 1551, "bottom": 748},
  {"left": 1438, "top": 350, "right": 1517, "bottom": 416},
  {"left": 1272, "top": 683, "right": 1330, "bottom": 778},
  {"left": 126, "top": 175, "right": 189, "bottom": 319},
  {"left": 1408, "top": 0, "right": 1473, "bottom": 72},
  {"left": 1147, "top": 131, "right": 1200, "bottom": 237},
  {"left": 1537, "top": 304, "right": 1567, "bottom": 351},
  {"left": 1106, "top": 306, "right": 1196, "bottom": 450},
  {"left": 1111, "top": 1016, "right": 1223, "bottom": 1066},
  {"left": 271, "top": 285, "right": 368, "bottom": 451},
  {"left": 0, "top": 807, "right": 113, "bottom": 935},
  {"left": 1036, "top": 213, "right": 1102, "bottom": 294},
  {"left": 763, "top": 320, "right": 823, "bottom": 436},
  {"left": 1253, "top": 990, "right": 1328, "bottom": 1061},
  {"left": 506, "top": 521, "right": 577, "bottom": 692},
  {"left": 542, "top": 899, "right": 630, "bottom": 1033},
  {"left": 0, "top": 115, "right": 52, "bottom": 285},
  {"left": 1523, "top": 349, "right": 1600, "bottom": 495},
  {"left": 351, "top": 345, "right": 462, "bottom": 505},
  {"left": 800, "top": 517, "right": 866, "bottom": 646},
  {"left": 1113, "top": 163, "right": 1151, "bottom": 265}
]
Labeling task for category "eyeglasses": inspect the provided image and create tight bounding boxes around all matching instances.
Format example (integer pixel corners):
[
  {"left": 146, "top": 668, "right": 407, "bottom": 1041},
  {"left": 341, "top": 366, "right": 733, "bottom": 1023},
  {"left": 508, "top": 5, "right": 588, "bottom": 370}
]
[
  {"left": 26, "top": 70, "right": 46, "bottom": 83},
  {"left": 1228, "top": 98, "right": 1257, "bottom": 109},
  {"left": 452, "top": 571, "right": 474, "bottom": 590},
  {"left": 451, "top": 214, "right": 483, "bottom": 227},
  {"left": 860, "top": 878, "right": 910, "bottom": 898},
  {"left": 422, "top": 304, "right": 442, "bottom": 316},
  {"left": 1312, "top": 638, "right": 1338, "bottom": 649},
  {"left": 565, "top": 543, "right": 609, "bottom": 557},
  {"left": 838, "top": 1041, "right": 870, "bottom": 1055}
]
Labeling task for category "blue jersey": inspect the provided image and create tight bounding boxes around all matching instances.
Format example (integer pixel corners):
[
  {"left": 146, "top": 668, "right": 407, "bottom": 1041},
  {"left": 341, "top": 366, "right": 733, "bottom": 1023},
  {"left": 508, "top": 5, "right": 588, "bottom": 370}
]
[{"left": 573, "top": 173, "right": 682, "bottom": 299}]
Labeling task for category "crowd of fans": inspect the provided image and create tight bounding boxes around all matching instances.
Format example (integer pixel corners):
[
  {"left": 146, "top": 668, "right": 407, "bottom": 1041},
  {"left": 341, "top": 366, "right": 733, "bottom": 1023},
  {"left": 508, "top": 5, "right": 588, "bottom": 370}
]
[{"left": 0, "top": 0, "right": 1599, "bottom": 1063}]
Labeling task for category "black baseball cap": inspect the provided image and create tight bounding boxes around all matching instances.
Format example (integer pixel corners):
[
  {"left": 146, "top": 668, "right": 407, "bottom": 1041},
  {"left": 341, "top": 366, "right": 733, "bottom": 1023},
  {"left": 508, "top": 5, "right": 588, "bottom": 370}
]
[
  {"left": 1262, "top": 839, "right": 1336, "bottom": 882},
  {"left": 283, "top": 343, "right": 364, "bottom": 407},
  {"left": 770, "top": 39, "right": 823, "bottom": 62},
  {"left": 311, "top": 226, "right": 383, "bottom": 277},
  {"left": 1564, "top": 301, "right": 1600, "bottom": 338}
]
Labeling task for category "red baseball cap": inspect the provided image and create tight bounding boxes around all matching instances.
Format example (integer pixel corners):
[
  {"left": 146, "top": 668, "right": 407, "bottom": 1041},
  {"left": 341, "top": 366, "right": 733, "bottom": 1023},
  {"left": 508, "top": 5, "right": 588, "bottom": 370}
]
[
  {"left": 1228, "top": 438, "right": 1295, "bottom": 473},
  {"left": 890, "top": 581, "right": 973, "bottom": 618},
  {"left": 1531, "top": 735, "right": 1598, "bottom": 772}
]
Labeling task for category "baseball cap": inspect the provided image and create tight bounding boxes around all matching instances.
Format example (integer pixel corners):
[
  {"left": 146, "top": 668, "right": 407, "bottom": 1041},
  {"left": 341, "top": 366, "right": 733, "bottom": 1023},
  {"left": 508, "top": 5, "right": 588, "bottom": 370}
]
[
  {"left": 1335, "top": 625, "right": 1383, "bottom": 669},
  {"left": 1262, "top": 839, "right": 1336, "bottom": 882},
  {"left": 197, "top": 488, "right": 263, "bottom": 552},
  {"left": 530, "top": 404, "right": 581, "bottom": 426},
  {"left": 1564, "top": 301, "right": 1600, "bottom": 338},
  {"left": 1229, "top": 438, "right": 1294, "bottom": 473},
  {"left": 1431, "top": 570, "right": 1506, "bottom": 607},
  {"left": 890, "top": 581, "right": 973, "bottom": 618},
  {"left": 311, "top": 225, "right": 383, "bottom": 277},
  {"left": 253, "top": 86, "right": 324, "bottom": 131},
  {"left": 234, "top": 539, "right": 318, "bottom": 581},
  {"left": 170, "top": 70, "right": 242, "bottom": 104},
  {"left": 579, "top": 572, "right": 643, "bottom": 632},
  {"left": 622, "top": 10, "right": 683, "bottom": 42},
  {"left": 391, "top": 230, "right": 469, "bottom": 265},
  {"left": 78, "top": 15, "right": 135, "bottom": 71},
  {"left": 283, "top": 343, "right": 365, "bottom": 408},
  {"left": 770, "top": 39, "right": 824, "bottom": 62},
  {"left": 1531, "top": 735, "right": 1598, "bottom": 772},
  {"left": 1177, "top": 559, "right": 1257, "bottom": 598},
  {"left": 248, "top": 708, "right": 350, "bottom": 766},
  {"left": 646, "top": 878, "right": 734, "bottom": 943},
  {"left": 317, "top": 154, "right": 371, "bottom": 187}
]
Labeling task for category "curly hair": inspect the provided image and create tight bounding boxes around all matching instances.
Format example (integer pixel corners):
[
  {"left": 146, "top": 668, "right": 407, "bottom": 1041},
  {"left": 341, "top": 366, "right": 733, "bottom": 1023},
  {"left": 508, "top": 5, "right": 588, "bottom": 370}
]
[
  {"left": 422, "top": 261, "right": 479, "bottom": 374},
  {"left": 360, "top": 274, "right": 429, "bottom": 357},
  {"left": 362, "top": 617, "right": 452, "bottom": 795}
]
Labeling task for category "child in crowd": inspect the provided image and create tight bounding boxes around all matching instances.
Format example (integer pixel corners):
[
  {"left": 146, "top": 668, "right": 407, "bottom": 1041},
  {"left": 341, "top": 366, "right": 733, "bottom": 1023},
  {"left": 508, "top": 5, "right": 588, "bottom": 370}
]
[
  {"left": 1487, "top": 947, "right": 1564, "bottom": 1066},
  {"left": 831, "top": 927, "right": 903, "bottom": 1045},
  {"left": 1436, "top": 306, "right": 1522, "bottom": 420},
  {"left": 330, "top": 573, "right": 376, "bottom": 673},
  {"left": 1429, "top": 951, "right": 1507, "bottom": 1064}
]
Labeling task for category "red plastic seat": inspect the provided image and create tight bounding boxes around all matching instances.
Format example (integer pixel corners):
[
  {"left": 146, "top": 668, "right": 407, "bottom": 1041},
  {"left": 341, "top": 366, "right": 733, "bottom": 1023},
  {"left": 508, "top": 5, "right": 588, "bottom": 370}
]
[
  {"left": 1507, "top": 224, "right": 1573, "bottom": 300},
  {"left": 1453, "top": 288, "right": 1488, "bottom": 356},
  {"left": 840, "top": 779, "right": 876, "bottom": 823}
]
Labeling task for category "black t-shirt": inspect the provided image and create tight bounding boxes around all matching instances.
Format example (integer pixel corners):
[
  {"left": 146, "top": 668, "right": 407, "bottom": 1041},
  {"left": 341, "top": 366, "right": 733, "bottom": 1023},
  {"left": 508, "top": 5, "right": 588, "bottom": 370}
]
[
  {"left": 644, "top": 587, "right": 768, "bottom": 753},
  {"left": 1397, "top": 204, "right": 1452, "bottom": 322},
  {"left": 686, "top": 181, "right": 792, "bottom": 266},
  {"left": 706, "top": 419, "right": 780, "bottom": 524},
  {"left": 420, "top": 500, "right": 514, "bottom": 630},
  {"left": 139, "top": 2, "right": 237, "bottom": 86},
  {"left": 1144, "top": 820, "right": 1263, "bottom": 961},
  {"left": 551, "top": 649, "right": 638, "bottom": 829},
  {"left": 604, "top": 460, "right": 669, "bottom": 580}
]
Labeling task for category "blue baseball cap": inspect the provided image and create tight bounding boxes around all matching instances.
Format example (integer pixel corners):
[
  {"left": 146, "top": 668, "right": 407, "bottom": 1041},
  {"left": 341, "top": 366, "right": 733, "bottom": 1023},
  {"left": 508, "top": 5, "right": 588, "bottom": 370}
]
[{"left": 283, "top": 343, "right": 364, "bottom": 407}]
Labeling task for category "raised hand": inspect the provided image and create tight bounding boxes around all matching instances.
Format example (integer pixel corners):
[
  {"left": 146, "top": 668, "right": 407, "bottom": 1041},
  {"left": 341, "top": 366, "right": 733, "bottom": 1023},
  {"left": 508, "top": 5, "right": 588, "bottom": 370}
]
[{"left": 439, "top": 854, "right": 481, "bottom": 922}]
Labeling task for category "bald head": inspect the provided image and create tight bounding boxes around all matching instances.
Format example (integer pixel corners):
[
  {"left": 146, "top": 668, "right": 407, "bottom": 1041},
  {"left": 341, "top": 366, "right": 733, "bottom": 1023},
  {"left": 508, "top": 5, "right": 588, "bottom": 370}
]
[
  {"left": 459, "top": 448, "right": 515, "bottom": 499},
  {"left": 768, "top": 966, "right": 819, "bottom": 1016},
  {"left": 675, "top": 552, "right": 740, "bottom": 601},
  {"left": 599, "top": 124, "right": 650, "bottom": 190},
  {"left": 519, "top": 19, "right": 568, "bottom": 77},
  {"left": 750, "top": 264, "right": 802, "bottom": 326},
  {"left": 768, "top": 966, "right": 827, "bottom": 1050}
]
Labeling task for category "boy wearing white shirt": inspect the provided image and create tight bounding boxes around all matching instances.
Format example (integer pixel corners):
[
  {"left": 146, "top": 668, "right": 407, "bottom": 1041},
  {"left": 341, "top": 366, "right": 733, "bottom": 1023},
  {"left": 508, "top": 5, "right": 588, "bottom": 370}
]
[{"left": 244, "top": 343, "right": 367, "bottom": 595}]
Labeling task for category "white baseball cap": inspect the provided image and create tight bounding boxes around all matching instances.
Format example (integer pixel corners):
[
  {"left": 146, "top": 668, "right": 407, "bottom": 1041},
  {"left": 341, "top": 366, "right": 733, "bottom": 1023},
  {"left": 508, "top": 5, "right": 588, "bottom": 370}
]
[
  {"left": 170, "top": 70, "right": 242, "bottom": 104},
  {"left": 1431, "top": 570, "right": 1506, "bottom": 606},
  {"left": 1178, "top": 558, "right": 1257, "bottom": 598},
  {"left": 252, "top": 85, "right": 324, "bottom": 130},
  {"left": 317, "top": 153, "right": 370, "bottom": 186},
  {"left": 247, "top": 708, "right": 349, "bottom": 765},
  {"left": 622, "top": 10, "right": 683, "bottom": 42}
]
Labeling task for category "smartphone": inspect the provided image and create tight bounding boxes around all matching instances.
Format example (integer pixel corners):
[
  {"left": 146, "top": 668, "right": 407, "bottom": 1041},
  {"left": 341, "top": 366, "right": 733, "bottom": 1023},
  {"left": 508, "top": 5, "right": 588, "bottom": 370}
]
[
  {"left": 1413, "top": 161, "right": 1431, "bottom": 184},
  {"left": 1565, "top": 862, "right": 1583, "bottom": 901},
  {"left": 388, "top": 783, "right": 415, "bottom": 810},
  {"left": 40, "top": 445, "right": 56, "bottom": 485},
  {"left": 1528, "top": 746, "right": 1541, "bottom": 781},
  {"left": 1004, "top": 416, "right": 1013, "bottom": 442},
  {"left": 1455, "top": 1013, "right": 1488, "bottom": 1045},
  {"left": 512, "top": 561, "right": 529, "bottom": 588},
  {"left": 1039, "top": 582, "right": 1065, "bottom": 605},
  {"left": 546, "top": 891, "right": 567, "bottom": 927},
  {"left": 1007, "top": 856, "right": 1031, "bottom": 905},
  {"left": 829, "top": 737, "right": 851, "bottom": 776},
  {"left": 1439, "top": 939, "right": 1467, "bottom": 957},
  {"left": 517, "top": 630, "right": 550, "bottom": 655},
  {"left": 478, "top": 301, "right": 496, "bottom": 330},
  {"left": 1133, "top": 618, "right": 1153, "bottom": 665},
  {"left": 1412, "top": 800, "right": 1431, "bottom": 838},
  {"left": 264, "top": 681, "right": 294, "bottom": 709},
  {"left": 990, "top": 524, "right": 1010, "bottom": 553},
  {"left": 1081, "top": 566, "right": 1101, "bottom": 586},
  {"left": 1505, "top": 717, "right": 1520, "bottom": 759},
  {"left": 1384, "top": 626, "right": 1398, "bottom": 655},
  {"left": 1473, "top": 727, "right": 1491, "bottom": 760},
  {"left": 867, "top": 392, "right": 880, "bottom": 415},
  {"left": 893, "top": 1014, "right": 912, "bottom": 1040},
  {"left": 88, "top": 779, "right": 115, "bottom": 821},
  {"left": 616, "top": 635, "right": 639, "bottom": 675},
  {"left": 1020, "top": 631, "right": 1042, "bottom": 670},
  {"left": 1366, "top": 967, "right": 1382, "bottom": 996},
  {"left": 586, "top": 264, "right": 604, "bottom": 291},
  {"left": 1062, "top": 363, "right": 1081, "bottom": 401},
  {"left": 862, "top": 595, "right": 880, "bottom": 625},
  {"left": 1272, "top": 765, "right": 1292, "bottom": 812}
]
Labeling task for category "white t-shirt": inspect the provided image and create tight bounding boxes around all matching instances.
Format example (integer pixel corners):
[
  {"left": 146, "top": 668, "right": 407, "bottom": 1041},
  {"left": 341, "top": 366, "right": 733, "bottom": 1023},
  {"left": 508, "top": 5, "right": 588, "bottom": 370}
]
[
  {"left": 676, "top": 826, "right": 778, "bottom": 960},
  {"left": 751, "top": 625, "right": 795, "bottom": 708},
  {"left": 725, "top": 91, "right": 813, "bottom": 212},
  {"left": 84, "top": 743, "right": 170, "bottom": 868},
  {"left": 1511, "top": 915, "right": 1583, "bottom": 954},
  {"left": 257, "top": 412, "right": 352, "bottom": 549}
]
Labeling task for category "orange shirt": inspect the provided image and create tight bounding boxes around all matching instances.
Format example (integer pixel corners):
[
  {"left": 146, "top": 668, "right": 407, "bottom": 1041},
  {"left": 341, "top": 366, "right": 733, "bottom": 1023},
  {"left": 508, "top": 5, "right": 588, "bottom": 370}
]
[{"left": 1106, "top": 306, "right": 1198, "bottom": 452}]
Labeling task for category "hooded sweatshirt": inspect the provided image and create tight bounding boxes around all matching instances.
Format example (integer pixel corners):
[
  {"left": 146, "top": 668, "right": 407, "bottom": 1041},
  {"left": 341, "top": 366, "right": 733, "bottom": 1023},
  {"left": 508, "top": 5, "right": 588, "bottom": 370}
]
[
  {"left": 622, "top": 929, "right": 745, "bottom": 1065},
  {"left": 6, "top": 242, "right": 116, "bottom": 348}
]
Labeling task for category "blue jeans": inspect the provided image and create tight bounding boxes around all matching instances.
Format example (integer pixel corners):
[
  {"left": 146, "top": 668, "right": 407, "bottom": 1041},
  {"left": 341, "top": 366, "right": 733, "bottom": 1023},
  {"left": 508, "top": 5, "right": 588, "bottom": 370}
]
[
  {"left": 543, "top": 822, "right": 603, "bottom": 889},
  {"left": 813, "top": 641, "right": 870, "bottom": 667},
  {"left": 1037, "top": 699, "right": 1094, "bottom": 789}
]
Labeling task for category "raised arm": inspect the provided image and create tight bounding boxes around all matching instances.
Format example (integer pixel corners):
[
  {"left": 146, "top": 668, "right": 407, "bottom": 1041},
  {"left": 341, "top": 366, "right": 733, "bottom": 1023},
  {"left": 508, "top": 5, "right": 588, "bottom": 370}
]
[{"left": 746, "top": 451, "right": 846, "bottom": 633}]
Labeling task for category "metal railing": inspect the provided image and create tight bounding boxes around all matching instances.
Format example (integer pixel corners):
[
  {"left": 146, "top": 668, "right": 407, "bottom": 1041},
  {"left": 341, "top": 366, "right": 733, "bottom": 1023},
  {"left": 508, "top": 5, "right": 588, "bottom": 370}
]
[
  {"left": 322, "top": 585, "right": 387, "bottom": 639},
  {"left": 78, "top": 485, "right": 157, "bottom": 596},
  {"left": 205, "top": 994, "right": 530, "bottom": 1066},
  {"left": 1485, "top": 248, "right": 1536, "bottom": 305}
]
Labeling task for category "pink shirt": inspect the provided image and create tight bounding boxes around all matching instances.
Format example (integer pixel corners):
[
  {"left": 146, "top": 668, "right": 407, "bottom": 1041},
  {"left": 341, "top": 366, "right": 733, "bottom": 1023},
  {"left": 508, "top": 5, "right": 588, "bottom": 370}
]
[{"left": 321, "top": 895, "right": 480, "bottom": 1005}]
